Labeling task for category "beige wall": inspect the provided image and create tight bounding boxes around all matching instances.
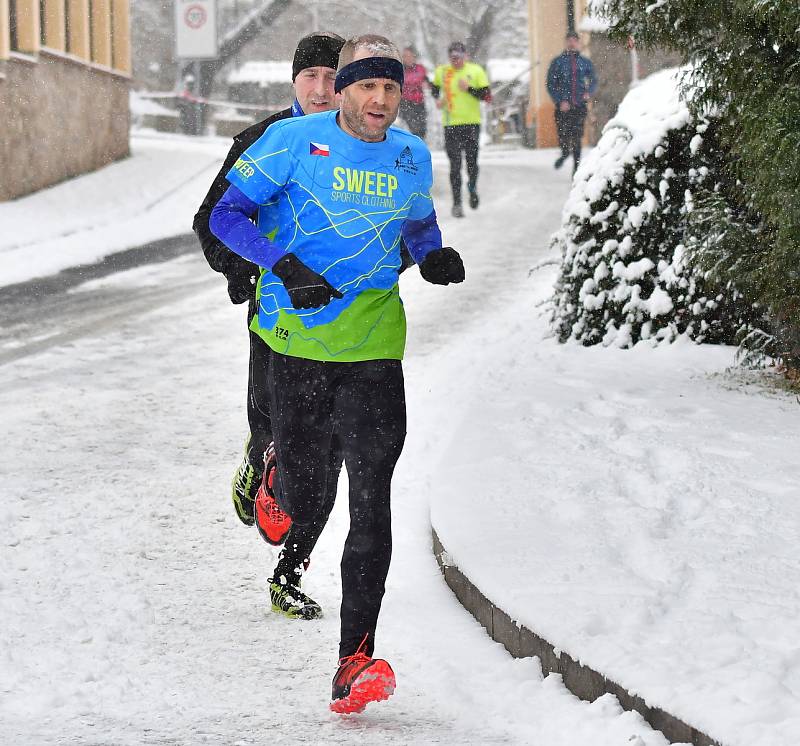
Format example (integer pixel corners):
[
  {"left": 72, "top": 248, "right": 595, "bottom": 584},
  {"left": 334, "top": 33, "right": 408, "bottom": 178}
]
[
  {"left": 588, "top": 36, "right": 681, "bottom": 140},
  {"left": 0, "top": 51, "right": 129, "bottom": 201}
]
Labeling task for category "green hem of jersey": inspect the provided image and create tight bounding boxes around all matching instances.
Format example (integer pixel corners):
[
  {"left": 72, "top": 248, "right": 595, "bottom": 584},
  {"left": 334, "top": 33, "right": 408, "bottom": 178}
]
[{"left": 250, "top": 286, "right": 406, "bottom": 363}]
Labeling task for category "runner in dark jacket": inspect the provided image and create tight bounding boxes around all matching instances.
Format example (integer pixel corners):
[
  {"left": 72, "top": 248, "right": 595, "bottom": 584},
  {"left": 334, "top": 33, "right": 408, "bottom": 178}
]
[
  {"left": 194, "top": 112, "right": 291, "bottom": 298},
  {"left": 192, "top": 32, "right": 345, "bottom": 621},
  {"left": 546, "top": 32, "right": 598, "bottom": 174}
]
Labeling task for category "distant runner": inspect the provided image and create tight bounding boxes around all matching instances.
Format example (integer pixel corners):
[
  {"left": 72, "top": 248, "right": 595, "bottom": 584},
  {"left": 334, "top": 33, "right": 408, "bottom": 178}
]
[
  {"left": 431, "top": 41, "right": 491, "bottom": 217},
  {"left": 546, "top": 31, "right": 598, "bottom": 174}
]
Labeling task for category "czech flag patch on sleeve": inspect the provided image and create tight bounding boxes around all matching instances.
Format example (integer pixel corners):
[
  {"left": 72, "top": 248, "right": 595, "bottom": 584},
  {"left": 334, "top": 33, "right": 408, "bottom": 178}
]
[{"left": 310, "top": 142, "right": 330, "bottom": 157}]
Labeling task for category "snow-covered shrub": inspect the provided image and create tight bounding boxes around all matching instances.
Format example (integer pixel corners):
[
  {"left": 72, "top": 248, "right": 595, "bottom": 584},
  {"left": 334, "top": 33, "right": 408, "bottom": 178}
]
[
  {"left": 550, "top": 68, "right": 754, "bottom": 348},
  {"left": 597, "top": 0, "right": 800, "bottom": 369}
]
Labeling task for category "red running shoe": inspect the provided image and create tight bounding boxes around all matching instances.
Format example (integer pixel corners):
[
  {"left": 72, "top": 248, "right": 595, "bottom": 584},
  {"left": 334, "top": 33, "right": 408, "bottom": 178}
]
[
  {"left": 329, "top": 644, "right": 396, "bottom": 714},
  {"left": 254, "top": 444, "right": 292, "bottom": 546}
]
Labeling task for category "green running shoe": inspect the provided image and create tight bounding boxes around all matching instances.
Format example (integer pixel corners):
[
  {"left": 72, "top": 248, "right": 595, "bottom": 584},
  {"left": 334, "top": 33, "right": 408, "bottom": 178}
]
[
  {"left": 231, "top": 455, "right": 261, "bottom": 526},
  {"left": 269, "top": 577, "right": 323, "bottom": 620}
]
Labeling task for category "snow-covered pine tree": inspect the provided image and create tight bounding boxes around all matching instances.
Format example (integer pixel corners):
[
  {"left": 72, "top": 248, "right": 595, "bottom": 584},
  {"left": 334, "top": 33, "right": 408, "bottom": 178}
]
[{"left": 551, "top": 69, "right": 756, "bottom": 348}]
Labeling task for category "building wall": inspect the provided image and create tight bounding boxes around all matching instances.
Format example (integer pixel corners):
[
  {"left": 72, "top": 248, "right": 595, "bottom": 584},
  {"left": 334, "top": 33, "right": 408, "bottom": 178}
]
[
  {"left": 0, "top": 0, "right": 131, "bottom": 201},
  {"left": 0, "top": 53, "right": 130, "bottom": 200},
  {"left": 587, "top": 36, "right": 681, "bottom": 142}
]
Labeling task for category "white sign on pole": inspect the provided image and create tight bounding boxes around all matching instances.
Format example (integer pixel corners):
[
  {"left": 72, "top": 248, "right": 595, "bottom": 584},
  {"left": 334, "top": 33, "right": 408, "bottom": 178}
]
[{"left": 175, "top": 0, "right": 218, "bottom": 59}]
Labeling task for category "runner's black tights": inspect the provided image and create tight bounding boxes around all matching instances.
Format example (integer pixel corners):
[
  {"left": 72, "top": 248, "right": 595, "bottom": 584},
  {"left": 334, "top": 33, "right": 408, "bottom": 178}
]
[
  {"left": 247, "top": 316, "right": 339, "bottom": 586},
  {"left": 246, "top": 305, "right": 272, "bottom": 469},
  {"left": 267, "top": 350, "right": 406, "bottom": 659},
  {"left": 555, "top": 107, "right": 587, "bottom": 169},
  {"left": 444, "top": 123, "right": 480, "bottom": 204}
]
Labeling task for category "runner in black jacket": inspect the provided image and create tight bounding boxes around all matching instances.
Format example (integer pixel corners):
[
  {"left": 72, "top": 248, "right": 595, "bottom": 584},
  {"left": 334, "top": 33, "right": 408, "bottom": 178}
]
[{"left": 193, "top": 32, "right": 345, "bottom": 620}]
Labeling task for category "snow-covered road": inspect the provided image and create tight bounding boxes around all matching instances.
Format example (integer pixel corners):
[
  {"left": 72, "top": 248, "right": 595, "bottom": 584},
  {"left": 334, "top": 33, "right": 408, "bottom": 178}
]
[{"left": 1, "top": 151, "right": 675, "bottom": 745}]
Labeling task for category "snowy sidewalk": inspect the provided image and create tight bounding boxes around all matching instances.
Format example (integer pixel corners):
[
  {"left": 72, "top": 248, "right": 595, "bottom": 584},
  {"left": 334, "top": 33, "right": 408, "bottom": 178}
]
[
  {"left": 1, "top": 147, "right": 684, "bottom": 745},
  {"left": 0, "top": 131, "right": 229, "bottom": 288},
  {"left": 3, "top": 128, "right": 797, "bottom": 744},
  {"left": 422, "top": 234, "right": 800, "bottom": 744}
]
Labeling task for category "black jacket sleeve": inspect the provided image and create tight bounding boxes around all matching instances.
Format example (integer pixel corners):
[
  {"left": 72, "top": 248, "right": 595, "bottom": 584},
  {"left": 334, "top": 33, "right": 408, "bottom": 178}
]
[{"left": 192, "top": 109, "right": 292, "bottom": 276}]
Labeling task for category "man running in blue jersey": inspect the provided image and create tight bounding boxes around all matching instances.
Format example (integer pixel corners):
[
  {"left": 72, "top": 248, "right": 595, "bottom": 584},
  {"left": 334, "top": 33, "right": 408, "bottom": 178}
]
[{"left": 209, "top": 34, "right": 464, "bottom": 713}]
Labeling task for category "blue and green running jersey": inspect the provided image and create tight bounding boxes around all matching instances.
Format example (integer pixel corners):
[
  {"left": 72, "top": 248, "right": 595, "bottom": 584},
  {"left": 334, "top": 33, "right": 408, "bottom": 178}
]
[{"left": 223, "top": 109, "right": 440, "bottom": 362}]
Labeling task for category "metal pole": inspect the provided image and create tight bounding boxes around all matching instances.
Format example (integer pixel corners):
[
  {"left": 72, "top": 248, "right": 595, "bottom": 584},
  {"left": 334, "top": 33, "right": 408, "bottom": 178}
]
[
  {"left": 194, "top": 59, "right": 203, "bottom": 135},
  {"left": 566, "top": 0, "right": 575, "bottom": 33}
]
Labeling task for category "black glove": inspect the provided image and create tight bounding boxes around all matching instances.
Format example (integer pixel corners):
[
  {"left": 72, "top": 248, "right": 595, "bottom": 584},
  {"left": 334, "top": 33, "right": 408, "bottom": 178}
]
[
  {"left": 224, "top": 261, "right": 259, "bottom": 305},
  {"left": 419, "top": 247, "right": 465, "bottom": 285},
  {"left": 271, "top": 252, "right": 343, "bottom": 310}
]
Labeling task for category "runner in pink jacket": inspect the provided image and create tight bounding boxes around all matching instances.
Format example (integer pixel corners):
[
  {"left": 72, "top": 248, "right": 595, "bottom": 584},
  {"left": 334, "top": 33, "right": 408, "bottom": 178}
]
[{"left": 399, "top": 45, "right": 429, "bottom": 140}]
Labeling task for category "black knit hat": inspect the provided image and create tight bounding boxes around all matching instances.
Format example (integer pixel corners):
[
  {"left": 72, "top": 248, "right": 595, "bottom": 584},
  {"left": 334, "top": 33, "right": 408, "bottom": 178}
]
[{"left": 292, "top": 32, "right": 345, "bottom": 81}]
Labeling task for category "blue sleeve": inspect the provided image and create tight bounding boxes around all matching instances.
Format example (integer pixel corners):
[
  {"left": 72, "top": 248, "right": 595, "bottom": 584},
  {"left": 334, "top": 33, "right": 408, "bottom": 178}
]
[
  {"left": 402, "top": 155, "right": 440, "bottom": 262},
  {"left": 225, "top": 124, "right": 293, "bottom": 204},
  {"left": 401, "top": 209, "right": 442, "bottom": 263},
  {"left": 209, "top": 185, "right": 286, "bottom": 269},
  {"left": 546, "top": 59, "right": 558, "bottom": 101}
]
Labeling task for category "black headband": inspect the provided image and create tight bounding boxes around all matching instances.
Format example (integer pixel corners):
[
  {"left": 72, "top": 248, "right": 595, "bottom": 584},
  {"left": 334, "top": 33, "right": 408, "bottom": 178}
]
[{"left": 334, "top": 57, "right": 404, "bottom": 93}]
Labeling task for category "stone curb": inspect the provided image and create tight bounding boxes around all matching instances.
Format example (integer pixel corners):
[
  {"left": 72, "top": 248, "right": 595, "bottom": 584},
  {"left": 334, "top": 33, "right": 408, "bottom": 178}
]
[{"left": 432, "top": 528, "right": 722, "bottom": 746}]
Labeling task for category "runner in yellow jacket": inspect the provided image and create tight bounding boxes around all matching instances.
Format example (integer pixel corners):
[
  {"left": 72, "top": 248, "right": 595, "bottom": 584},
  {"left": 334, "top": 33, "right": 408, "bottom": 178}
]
[{"left": 431, "top": 41, "right": 491, "bottom": 217}]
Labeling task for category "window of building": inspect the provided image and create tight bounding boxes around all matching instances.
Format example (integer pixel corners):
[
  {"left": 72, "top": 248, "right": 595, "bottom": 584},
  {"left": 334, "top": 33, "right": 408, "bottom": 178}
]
[
  {"left": 10, "top": 0, "right": 18, "bottom": 51},
  {"left": 87, "top": 0, "right": 92, "bottom": 59},
  {"left": 64, "top": 0, "right": 71, "bottom": 52}
]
